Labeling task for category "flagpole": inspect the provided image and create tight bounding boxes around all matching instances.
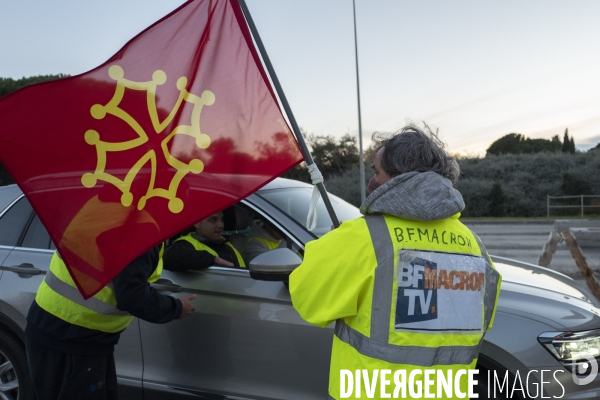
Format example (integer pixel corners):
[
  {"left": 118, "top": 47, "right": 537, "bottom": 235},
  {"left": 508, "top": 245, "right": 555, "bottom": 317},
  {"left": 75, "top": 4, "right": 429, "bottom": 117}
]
[
  {"left": 238, "top": 0, "right": 340, "bottom": 228},
  {"left": 353, "top": 0, "right": 366, "bottom": 203}
]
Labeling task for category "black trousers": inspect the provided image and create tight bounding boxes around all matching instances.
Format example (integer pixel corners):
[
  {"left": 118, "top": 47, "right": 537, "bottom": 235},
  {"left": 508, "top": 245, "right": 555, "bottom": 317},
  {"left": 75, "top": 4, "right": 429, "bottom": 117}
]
[{"left": 26, "top": 337, "right": 118, "bottom": 400}]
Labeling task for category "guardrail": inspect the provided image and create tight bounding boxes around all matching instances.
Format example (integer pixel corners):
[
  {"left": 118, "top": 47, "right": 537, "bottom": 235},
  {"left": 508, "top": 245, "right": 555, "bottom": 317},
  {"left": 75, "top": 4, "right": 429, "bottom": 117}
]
[{"left": 547, "top": 195, "right": 600, "bottom": 218}]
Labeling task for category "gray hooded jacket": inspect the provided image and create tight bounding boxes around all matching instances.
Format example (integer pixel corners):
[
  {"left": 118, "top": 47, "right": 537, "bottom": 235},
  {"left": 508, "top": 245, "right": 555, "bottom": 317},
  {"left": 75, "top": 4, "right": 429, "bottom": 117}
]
[{"left": 359, "top": 171, "right": 465, "bottom": 221}]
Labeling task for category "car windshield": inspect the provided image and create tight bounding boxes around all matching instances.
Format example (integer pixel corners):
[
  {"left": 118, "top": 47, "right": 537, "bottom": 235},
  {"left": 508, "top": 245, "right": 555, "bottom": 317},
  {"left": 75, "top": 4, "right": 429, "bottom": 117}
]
[{"left": 257, "top": 187, "right": 362, "bottom": 237}]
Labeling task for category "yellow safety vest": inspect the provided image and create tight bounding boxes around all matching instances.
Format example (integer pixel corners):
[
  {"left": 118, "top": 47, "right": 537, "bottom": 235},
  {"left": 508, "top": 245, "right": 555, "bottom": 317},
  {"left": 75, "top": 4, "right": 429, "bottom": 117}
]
[
  {"left": 35, "top": 245, "right": 164, "bottom": 334},
  {"left": 176, "top": 233, "right": 246, "bottom": 268},
  {"left": 246, "top": 236, "right": 280, "bottom": 250},
  {"left": 290, "top": 214, "right": 501, "bottom": 400}
]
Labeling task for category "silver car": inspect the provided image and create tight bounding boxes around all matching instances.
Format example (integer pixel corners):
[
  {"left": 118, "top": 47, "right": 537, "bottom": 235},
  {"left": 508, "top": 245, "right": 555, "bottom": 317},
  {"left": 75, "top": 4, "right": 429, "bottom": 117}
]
[{"left": 1, "top": 178, "right": 600, "bottom": 399}]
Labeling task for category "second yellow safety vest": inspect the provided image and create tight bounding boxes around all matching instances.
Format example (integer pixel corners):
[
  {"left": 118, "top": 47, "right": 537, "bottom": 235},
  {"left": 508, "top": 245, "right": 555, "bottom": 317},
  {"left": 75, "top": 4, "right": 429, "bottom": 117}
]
[
  {"left": 290, "top": 214, "right": 501, "bottom": 400},
  {"left": 246, "top": 236, "right": 280, "bottom": 250}
]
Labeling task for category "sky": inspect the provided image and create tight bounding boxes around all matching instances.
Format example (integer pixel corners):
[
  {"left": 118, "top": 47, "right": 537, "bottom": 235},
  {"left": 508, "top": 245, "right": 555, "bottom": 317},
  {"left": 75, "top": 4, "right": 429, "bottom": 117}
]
[{"left": 2, "top": 0, "right": 600, "bottom": 156}]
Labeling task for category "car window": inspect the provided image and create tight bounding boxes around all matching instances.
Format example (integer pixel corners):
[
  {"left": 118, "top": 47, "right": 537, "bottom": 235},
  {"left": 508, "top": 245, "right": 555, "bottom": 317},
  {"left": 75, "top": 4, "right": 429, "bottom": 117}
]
[
  {"left": 256, "top": 188, "right": 361, "bottom": 237},
  {"left": 21, "top": 213, "right": 53, "bottom": 249},
  {"left": 219, "top": 202, "right": 303, "bottom": 266},
  {"left": 243, "top": 216, "right": 304, "bottom": 263},
  {"left": 0, "top": 185, "right": 23, "bottom": 212},
  {"left": 0, "top": 196, "right": 33, "bottom": 246}
]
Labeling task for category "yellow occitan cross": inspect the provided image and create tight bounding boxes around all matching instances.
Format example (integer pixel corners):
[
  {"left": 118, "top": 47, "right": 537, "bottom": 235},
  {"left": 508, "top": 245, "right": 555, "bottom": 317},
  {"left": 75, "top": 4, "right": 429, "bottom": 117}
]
[{"left": 81, "top": 65, "right": 214, "bottom": 213}]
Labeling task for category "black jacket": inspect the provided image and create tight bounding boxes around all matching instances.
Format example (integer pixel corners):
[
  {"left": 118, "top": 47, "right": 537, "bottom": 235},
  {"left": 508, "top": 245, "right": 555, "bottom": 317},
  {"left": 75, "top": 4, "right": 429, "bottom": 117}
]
[
  {"left": 163, "top": 236, "right": 241, "bottom": 271},
  {"left": 26, "top": 245, "right": 182, "bottom": 355}
]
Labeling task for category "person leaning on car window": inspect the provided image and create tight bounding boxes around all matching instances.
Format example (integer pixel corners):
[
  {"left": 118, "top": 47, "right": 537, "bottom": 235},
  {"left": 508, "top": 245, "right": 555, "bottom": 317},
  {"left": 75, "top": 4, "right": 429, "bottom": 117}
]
[
  {"left": 163, "top": 211, "right": 246, "bottom": 270},
  {"left": 25, "top": 244, "right": 197, "bottom": 400},
  {"left": 289, "top": 123, "right": 502, "bottom": 400}
]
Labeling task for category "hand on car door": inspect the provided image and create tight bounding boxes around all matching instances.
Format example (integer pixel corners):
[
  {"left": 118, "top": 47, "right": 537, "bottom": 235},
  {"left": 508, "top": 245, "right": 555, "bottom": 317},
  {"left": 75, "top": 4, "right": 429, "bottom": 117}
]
[{"left": 178, "top": 294, "right": 197, "bottom": 319}]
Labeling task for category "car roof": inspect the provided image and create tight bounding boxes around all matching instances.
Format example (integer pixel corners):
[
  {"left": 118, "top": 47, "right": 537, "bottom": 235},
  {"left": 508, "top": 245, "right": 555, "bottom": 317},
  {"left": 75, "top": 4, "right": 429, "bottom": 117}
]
[{"left": 258, "top": 177, "right": 312, "bottom": 191}]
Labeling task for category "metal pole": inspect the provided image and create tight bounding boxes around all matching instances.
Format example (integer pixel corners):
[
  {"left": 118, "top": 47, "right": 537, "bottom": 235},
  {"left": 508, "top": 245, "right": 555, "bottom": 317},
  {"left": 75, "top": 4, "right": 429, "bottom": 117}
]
[
  {"left": 353, "top": 0, "right": 366, "bottom": 203},
  {"left": 547, "top": 195, "right": 549, "bottom": 219},
  {"left": 238, "top": 0, "right": 340, "bottom": 227},
  {"left": 581, "top": 194, "right": 584, "bottom": 218}
]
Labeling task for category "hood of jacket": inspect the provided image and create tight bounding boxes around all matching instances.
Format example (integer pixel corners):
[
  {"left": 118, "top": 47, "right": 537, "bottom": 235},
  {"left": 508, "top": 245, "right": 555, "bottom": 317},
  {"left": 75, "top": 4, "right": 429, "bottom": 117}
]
[{"left": 359, "top": 171, "right": 465, "bottom": 221}]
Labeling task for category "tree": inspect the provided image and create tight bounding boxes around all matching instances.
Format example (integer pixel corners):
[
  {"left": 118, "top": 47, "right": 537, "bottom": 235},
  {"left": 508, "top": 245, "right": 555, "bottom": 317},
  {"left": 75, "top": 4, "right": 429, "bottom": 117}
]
[
  {"left": 551, "top": 135, "right": 562, "bottom": 152},
  {"left": 518, "top": 138, "right": 559, "bottom": 154},
  {"left": 363, "top": 140, "right": 380, "bottom": 164},
  {"left": 281, "top": 132, "right": 359, "bottom": 182},
  {"left": 570, "top": 136, "right": 576, "bottom": 153},
  {"left": 0, "top": 74, "right": 68, "bottom": 97},
  {"left": 562, "top": 128, "right": 571, "bottom": 153},
  {"left": 307, "top": 133, "right": 359, "bottom": 179},
  {"left": 487, "top": 133, "right": 561, "bottom": 156},
  {"left": 281, "top": 162, "right": 310, "bottom": 183},
  {"left": 486, "top": 133, "right": 524, "bottom": 155}
]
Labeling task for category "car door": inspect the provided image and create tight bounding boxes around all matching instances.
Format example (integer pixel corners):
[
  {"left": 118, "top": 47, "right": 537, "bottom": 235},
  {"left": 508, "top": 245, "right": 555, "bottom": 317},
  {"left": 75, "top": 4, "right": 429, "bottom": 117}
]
[
  {"left": 140, "top": 202, "right": 332, "bottom": 400},
  {"left": 141, "top": 270, "right": 332, "bottom": 400},
  {"left": 0, "top": 195, "right": 49, "bottom": 331},
  {"left": 0, "top": 195, "right": 146, "bottom": 398}
]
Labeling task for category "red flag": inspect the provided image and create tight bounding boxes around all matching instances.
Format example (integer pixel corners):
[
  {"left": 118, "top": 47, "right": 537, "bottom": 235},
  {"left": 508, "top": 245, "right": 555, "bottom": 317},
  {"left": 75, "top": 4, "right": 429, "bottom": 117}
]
[{"left": 0, "top": 0, "right": 303, "bottom": 298}]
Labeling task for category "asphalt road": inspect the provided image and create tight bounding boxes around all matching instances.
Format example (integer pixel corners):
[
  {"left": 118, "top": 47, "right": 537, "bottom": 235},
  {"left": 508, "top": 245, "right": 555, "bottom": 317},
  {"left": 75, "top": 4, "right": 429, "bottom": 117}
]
[{"left": 462, "top": 220, "right": 600, "bottom": 281}]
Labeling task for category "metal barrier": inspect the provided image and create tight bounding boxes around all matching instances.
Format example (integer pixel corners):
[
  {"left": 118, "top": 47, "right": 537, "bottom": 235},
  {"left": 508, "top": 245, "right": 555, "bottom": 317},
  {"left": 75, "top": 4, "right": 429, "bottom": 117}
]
[{"left": 547, "top": 195, "right": 600, "bottom": 218}]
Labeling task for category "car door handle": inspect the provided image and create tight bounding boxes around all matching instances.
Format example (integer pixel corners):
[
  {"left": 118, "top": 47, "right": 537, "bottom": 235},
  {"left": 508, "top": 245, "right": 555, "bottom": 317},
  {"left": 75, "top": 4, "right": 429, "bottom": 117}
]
[
  {"left": 0, "top": 263, "right": 46, "bottom": 277},
  {"left": 151, "top": 278, "right": 183, "bottom": 293}
]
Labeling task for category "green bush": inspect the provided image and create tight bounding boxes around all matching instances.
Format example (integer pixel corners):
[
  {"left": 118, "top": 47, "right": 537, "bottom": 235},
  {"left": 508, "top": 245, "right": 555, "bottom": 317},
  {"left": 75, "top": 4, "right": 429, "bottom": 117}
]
[
  {"left": 488, "top": 182, "right": 505, "bottom": 217},
  {"left": 455, "top": 179, "right": 491, "bottom": 217},
  {"left": 324, "top": 151, "right": 600, "bottom": 217}
]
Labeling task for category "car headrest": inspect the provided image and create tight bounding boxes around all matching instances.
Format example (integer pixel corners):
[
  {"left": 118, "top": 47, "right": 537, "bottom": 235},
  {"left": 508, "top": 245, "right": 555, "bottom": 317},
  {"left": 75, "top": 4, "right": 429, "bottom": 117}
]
[{"left": 223, "top": 204, "right": 250, "bottom": 233}]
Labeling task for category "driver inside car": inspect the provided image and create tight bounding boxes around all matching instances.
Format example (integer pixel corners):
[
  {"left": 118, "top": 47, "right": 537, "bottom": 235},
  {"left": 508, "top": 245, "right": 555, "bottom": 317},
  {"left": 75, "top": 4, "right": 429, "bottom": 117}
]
[{"left": 163, "top": 211, "right": 246, "bottom": 271}]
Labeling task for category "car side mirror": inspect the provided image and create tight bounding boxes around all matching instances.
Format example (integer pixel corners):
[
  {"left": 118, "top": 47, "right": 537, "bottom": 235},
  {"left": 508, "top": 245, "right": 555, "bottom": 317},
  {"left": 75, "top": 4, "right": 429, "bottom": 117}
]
[{"left": 248, "top": 248, "right": 302, "bottom": 281}]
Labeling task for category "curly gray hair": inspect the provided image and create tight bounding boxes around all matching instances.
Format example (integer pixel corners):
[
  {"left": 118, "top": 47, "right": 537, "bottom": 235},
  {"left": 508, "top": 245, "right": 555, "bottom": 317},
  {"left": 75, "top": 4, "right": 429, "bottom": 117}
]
[{"left": 372, "top": 123, "right": 460, "bottom": 183}]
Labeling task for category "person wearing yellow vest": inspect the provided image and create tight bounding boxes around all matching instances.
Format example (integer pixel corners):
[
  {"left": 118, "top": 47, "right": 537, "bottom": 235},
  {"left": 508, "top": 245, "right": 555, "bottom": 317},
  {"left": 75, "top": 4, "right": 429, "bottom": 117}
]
[
  {"left": 164, "top": 211, "right": 245, "bottom": 270},
  {"left": 289, "top": 124, "right": 502, "bottom": 400},
  {"left": 243, "top": 218, "right": 287, "bottom": 264},
  {"left": 25, "top": 244, "right": 197, "bottom": 400}
]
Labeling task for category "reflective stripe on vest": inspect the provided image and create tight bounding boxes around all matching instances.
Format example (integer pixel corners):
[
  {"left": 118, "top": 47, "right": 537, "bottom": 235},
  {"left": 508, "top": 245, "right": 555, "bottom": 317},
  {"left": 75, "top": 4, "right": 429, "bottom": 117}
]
[
  {"left": 335, "top": 320, "right": 481, "bottom": 366},
  {"left": 35, "top": 245, "right": 164, "bottom": 333},
  {"left": 43, "top": 269, "right": 129, "bottom": 316},
  {"left": 472, "top": 233, "right": 501, "bottom": 332},
  {"left": 333, "top": 215, "right": 500, "bottom": 367},
  {"left": 149, "top": 248, "right": 164, "bottom": 283},
  {"left": 176, "top": 233, "right": 246, "bottom": 267}
]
